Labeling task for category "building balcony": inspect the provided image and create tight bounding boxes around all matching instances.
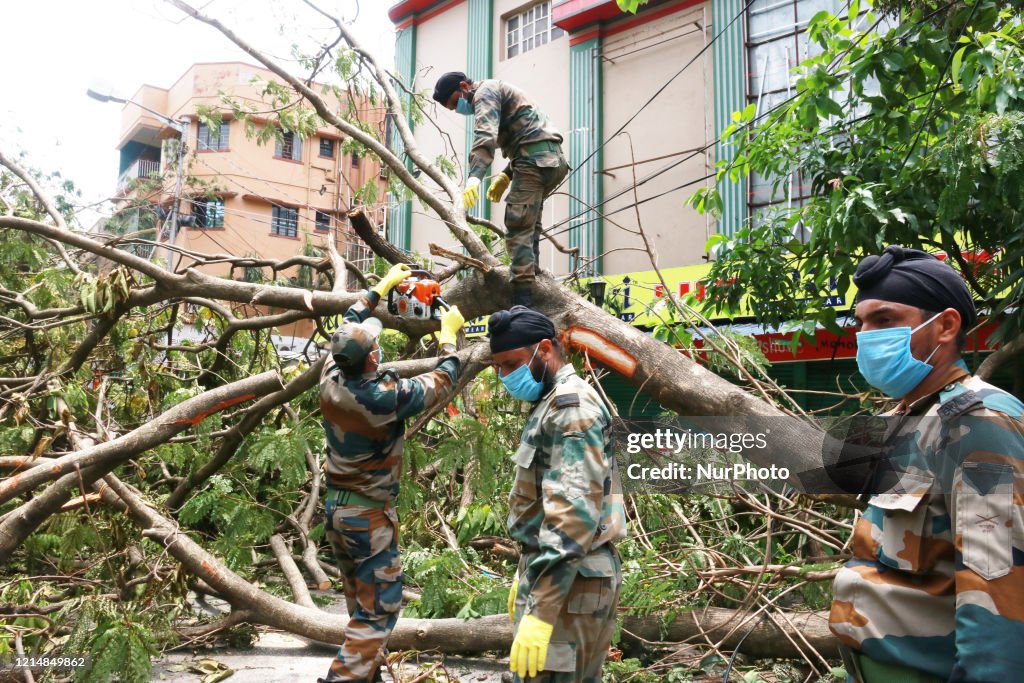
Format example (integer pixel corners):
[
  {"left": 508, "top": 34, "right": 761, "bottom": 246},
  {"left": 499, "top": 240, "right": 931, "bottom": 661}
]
[{"left": 117, "top": 158, "right": 162, "bottom": 194}]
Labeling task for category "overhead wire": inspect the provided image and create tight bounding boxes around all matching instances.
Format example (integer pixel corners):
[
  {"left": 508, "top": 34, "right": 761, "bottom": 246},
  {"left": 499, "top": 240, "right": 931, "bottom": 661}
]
[
  {"left": 550, "top": 0, "right": 760, "bottom": 197},
  {"left": 542, "top": 4, "right": 961, "bottom": 241}
]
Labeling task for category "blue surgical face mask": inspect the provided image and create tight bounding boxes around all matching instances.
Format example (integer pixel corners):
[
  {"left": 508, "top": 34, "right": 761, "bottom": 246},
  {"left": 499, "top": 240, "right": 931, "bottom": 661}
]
[
  {"left": 373, "top": 345, "right": 382, "bottom": 366},
  {"left": 456, "top": 96, "right": 474, "bottom": 116},
  {"left": 499, "top": 345, "right": 547, "bottom": 401},
  {"left": 855, "top": 312, "right": 942, "bottom": 398}
]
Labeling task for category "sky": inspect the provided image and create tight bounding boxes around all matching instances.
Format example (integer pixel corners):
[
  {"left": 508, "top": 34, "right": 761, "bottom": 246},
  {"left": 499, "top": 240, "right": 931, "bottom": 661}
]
[{"left": 0, "top": 0, "right": 396, "bottom": 227}]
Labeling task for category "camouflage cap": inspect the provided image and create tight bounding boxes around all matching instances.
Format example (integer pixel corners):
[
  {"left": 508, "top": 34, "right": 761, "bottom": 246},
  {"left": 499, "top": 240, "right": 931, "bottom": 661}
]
[{"left": 330, "top": 317, "right": 383, "bottom": 367}]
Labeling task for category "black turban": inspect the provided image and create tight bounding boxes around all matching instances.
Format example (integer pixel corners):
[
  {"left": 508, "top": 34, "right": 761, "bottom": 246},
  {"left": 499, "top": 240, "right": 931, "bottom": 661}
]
[
  {"left": 488, "top": 306, "right": 556, "bottom": 353},
  {"left": 433, "top": 71, "right": 467, "bottom": 104},
  {"left": 854, "top": 246, "right": 976, "bottom": 329}
]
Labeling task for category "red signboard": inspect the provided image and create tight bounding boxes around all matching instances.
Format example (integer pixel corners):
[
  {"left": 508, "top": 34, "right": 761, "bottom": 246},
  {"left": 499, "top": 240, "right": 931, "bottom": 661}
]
[{"left": 691, "top": 321, "right": 1002, "bottom": 364}]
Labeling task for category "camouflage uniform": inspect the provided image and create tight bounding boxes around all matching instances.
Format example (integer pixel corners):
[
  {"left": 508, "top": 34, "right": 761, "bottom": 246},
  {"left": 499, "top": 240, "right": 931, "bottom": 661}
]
[
  {"left": 508, "top": 364, "right": 627, "bottom": 682},
  {"left": 829, "top": 372, "right": 1024, "bottom": 683},
  {"left": 468, "top": 79, "right": 569, "bottom": 285},
  {"left": 319, "top": 289, "right": 460, "bottom": 683}
]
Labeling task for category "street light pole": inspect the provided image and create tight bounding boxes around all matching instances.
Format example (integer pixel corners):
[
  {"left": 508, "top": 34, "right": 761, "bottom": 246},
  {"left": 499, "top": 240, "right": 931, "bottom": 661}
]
[{"left": 87, "top": 87, "right": 189, "bottom": 272}]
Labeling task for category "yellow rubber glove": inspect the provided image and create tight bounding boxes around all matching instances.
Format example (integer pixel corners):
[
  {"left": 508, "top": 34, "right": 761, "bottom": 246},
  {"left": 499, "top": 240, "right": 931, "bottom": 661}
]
[
  {"left": 438, "top": 305, "right": 464, "bottom": 347},
  {"left": 507, "top": 574, "right": 518, "bottom": 624},
  {"left": 509, "top": 614, "right": 554, "bottom": 678},
  {"left": 487, "top": 172, "right": 511, "bottom": 203},
  {"left": 463, "top": 177, "right": 481, "bottom": 210},
  {"left": 371, "top": 263, "right": 412, "bottom": 297}
]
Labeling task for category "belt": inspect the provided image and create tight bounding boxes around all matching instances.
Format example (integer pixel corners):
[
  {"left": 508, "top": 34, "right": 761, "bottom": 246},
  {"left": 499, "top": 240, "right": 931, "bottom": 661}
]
[
  {"left": 838, "top": 644, "right": 944, "bottom": 683},
  {"left": 324, "top": 487, "right": 387, "bottom": 509},
  {"left": 517, "top": 140, "right": 562, "bottom": 156}
]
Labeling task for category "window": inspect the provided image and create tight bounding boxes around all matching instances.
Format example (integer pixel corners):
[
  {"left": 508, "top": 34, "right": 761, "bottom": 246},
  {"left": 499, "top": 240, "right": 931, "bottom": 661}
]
[
  {"left": 506, "top": 2, "right": 564, "bottom": 59},
  {"left": 319, "top": 137, "right": 335, "bottom": 158},
  {"left": 351, "top": 152, "right": 360, "bottom": 168},
  {"left": 275, "top": 132, "right": 302, "bottom": 161},
  {"left": 197, "top": 120, "right": 230, "bottom": 151},
  {"left": 193, "top": 198, "right": 224, "bottom": 228},
  {"left": 745, "top": 0, "right": 844, "bottom": 222},
  {"left": 315, "top": 210, "right": 331, "bottom": 232},
  {"left": 271, "top": 205, "right": 298, "bottom": 237}
]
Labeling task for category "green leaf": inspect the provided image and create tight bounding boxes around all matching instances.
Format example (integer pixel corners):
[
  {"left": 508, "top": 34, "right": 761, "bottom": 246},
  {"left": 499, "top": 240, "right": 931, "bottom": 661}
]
[{"left": 951, "top": 45, "right": 968, "bottom": 90}]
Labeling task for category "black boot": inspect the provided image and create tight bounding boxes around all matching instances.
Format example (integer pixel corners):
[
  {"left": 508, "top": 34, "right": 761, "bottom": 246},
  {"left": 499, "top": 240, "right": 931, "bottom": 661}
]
[{"left": 512, "top": 284, "right": 534, "bottom": 309}]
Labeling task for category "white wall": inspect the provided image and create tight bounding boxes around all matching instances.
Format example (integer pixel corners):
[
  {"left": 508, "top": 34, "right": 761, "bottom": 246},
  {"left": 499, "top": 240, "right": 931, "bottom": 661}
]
[
  {"left": 493, "top": 0, "right": 572, "bottom": 278},
  {"left": 408, "top": 1, "right": 471, "bottom": 266},
  {"left": 600, "top": 2, "right": 714, "bottom": 274}
]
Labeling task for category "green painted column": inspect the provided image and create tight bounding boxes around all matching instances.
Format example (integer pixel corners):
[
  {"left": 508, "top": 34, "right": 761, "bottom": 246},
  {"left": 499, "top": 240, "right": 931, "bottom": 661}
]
[
  {"left": 466, "top": 0, "right": 493, "bottom": 220},
  {"left": 569, "top": 36, "right": 603, "bottom": 274},
  {"left": 712, "top": 0, "right": 748, "bottom": 237},
  {"left": 388, "top": 24, "right": 416, "bottom": 251}
]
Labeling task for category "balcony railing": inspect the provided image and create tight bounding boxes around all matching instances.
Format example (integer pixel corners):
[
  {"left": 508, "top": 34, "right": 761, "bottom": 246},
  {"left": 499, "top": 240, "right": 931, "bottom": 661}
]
[{"left": 117, "top": 159, "right": 162, "bottom": 192}]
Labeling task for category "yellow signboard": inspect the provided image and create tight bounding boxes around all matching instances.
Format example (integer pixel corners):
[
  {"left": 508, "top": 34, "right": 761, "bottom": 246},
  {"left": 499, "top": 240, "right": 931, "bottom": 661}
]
[{"left": 464, "top": 261, "right": 854, "bottom": 337}]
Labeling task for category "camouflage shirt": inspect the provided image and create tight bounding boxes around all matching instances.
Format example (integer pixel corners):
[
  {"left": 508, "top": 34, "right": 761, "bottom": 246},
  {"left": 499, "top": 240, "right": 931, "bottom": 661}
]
[
  {"left": 468, "top": 79, "right": 564, "bottom": 181},
  {"left": 320, "top": 290, "right": 460, "bottom": 502},
  {"left": 829, "top": 373, "right": 1024, "bottom": 682},
  {"left": 508, "top": 364, "right": 627, "bottom": 625}
]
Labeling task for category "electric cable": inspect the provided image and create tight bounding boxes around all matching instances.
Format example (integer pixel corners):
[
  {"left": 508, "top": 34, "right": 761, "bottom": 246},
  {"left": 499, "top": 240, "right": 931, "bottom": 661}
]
[{"left": 551, "top": 0, "right": 760, "bottom": 196}]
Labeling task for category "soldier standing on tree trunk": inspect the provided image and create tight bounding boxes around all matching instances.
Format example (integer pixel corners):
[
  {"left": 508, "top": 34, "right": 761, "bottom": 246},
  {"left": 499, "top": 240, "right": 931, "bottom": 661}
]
[{"left": 433, "top": 72, "right": 569, "bottom": 310}]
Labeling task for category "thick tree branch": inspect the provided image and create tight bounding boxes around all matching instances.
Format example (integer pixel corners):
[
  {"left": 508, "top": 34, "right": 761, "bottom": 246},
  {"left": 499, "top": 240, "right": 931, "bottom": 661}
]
[
  {"left": 348, "top": 207, "right": 415, "bottom": 267},
  {"left": 0, "top": 371, "right": 283, "bottom": 506},
  {"left": 166, "top": 358, "right": 324, "bottom": 510}
]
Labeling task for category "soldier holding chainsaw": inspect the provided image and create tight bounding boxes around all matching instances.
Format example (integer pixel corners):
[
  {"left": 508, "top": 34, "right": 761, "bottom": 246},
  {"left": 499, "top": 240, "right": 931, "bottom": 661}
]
[{"left": 317, "top": 263, "right": 465, "bottom": 683}]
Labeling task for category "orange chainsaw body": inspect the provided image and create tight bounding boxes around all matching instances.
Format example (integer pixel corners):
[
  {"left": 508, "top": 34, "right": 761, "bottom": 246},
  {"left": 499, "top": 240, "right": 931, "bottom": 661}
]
[{"left": 387, "top": 269, "right": 448, "bottom": 320}]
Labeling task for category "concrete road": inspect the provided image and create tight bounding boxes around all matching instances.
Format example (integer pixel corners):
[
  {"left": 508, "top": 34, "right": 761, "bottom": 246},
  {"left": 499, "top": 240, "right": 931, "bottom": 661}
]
[{"left": 152, "top": 633, "right": 509, "bottom": 682}]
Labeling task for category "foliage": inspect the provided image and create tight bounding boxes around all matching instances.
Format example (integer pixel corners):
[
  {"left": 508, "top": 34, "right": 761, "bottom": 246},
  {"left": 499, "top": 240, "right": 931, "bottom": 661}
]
[
  {"left": 615, "top": 0, "right": 650, "bottom": 14},
  {"left": 688, "top": 1, "right": 1024, "bottom": 346},
  {"left": 64, "top": 599, "right": 162, "bottom": 683}
]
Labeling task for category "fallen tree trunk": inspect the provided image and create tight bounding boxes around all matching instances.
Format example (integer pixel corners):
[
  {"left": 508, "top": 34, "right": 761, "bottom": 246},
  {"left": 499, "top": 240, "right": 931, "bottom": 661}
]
[
  {"left": 100, "top": 473, "right": 838, "bottom": 658},
  {"left": 620, "top": 608, "right": 837, "bottom": 659}
]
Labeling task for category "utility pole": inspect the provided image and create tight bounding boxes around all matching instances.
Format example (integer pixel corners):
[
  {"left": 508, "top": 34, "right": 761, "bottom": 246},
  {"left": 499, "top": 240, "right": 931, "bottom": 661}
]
[{"left": 163, "top": 118, "right": 190, "bottom": 273}]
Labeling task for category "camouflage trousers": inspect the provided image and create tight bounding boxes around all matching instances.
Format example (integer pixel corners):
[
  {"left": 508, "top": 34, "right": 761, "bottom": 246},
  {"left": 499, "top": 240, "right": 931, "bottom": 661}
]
[
  {"left": 321, "top": 502, "right": 403, "bottom": 683},
  {"left": 512, "top": 549, "right": 622, "bottom": 683},
  {"left": 504, "top": 157, "right": 569, "bottom": 285}
]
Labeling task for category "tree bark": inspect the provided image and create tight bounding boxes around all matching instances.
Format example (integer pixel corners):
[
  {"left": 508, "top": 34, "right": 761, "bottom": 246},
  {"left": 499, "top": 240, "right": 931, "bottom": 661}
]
[
  {"left": 976, "top": 333, "right": 1024, "bottom": 380},
  {"left": 348, "top": 208, "right": 415, "bottom": 270},
  {"left": 620, "top": 608, "right": 837, "bottom": 659},
  {"left": 269, "top": 534, "right": 316, "bottom": 609},
  {"left": 0, "top": 371, "right": 283, "bottom": 506},
  {"left": 166, "top": 361, "right": 323, "bottom": 510}
]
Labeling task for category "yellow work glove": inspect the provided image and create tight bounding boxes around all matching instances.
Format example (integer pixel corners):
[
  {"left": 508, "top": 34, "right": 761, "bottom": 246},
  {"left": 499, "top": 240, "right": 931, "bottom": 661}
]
[
  {"left": 507, "top": 574, "right": 518, "bottom": 624},
  {"left": 463, "top": 177, "right": 481, "bottom": 210},
  {"left": 438, "top": 305, "right": 464, "bottom": 347},
  {"left": 371, "top": 263, "right": 412, "bottom": 297},
  {"left": 487, "top": 172, "right": 511, "bottom": 203},
  {"left": 509, "top": 614, "right": 554, "bottom": 678}
]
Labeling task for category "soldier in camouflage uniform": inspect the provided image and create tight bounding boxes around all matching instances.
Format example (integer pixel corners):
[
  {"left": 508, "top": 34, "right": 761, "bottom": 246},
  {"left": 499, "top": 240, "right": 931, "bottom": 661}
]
[
  {"left": 317, "top": 263, "right": 465, "bottom": 683},
  {"left": 433, "top": 72, "right": 569, "bottom": 309},
  {"left": 487, "top": 306, "right": 627, "bottom": 682},
  {"left": 826, "top": 247, "right": 1024, "bottom": 683}
]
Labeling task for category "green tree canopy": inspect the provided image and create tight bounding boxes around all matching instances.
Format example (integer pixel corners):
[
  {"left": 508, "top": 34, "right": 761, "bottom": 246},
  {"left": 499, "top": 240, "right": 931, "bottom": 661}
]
[{"left": 690, "top": 1, "right": 1024, "bottom": 349}]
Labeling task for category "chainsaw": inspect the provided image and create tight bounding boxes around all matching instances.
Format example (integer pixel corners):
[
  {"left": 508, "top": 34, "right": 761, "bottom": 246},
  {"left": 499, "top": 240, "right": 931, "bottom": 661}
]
[{"left": 387, "top": 268, "right": 450, "bottom": 320}]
